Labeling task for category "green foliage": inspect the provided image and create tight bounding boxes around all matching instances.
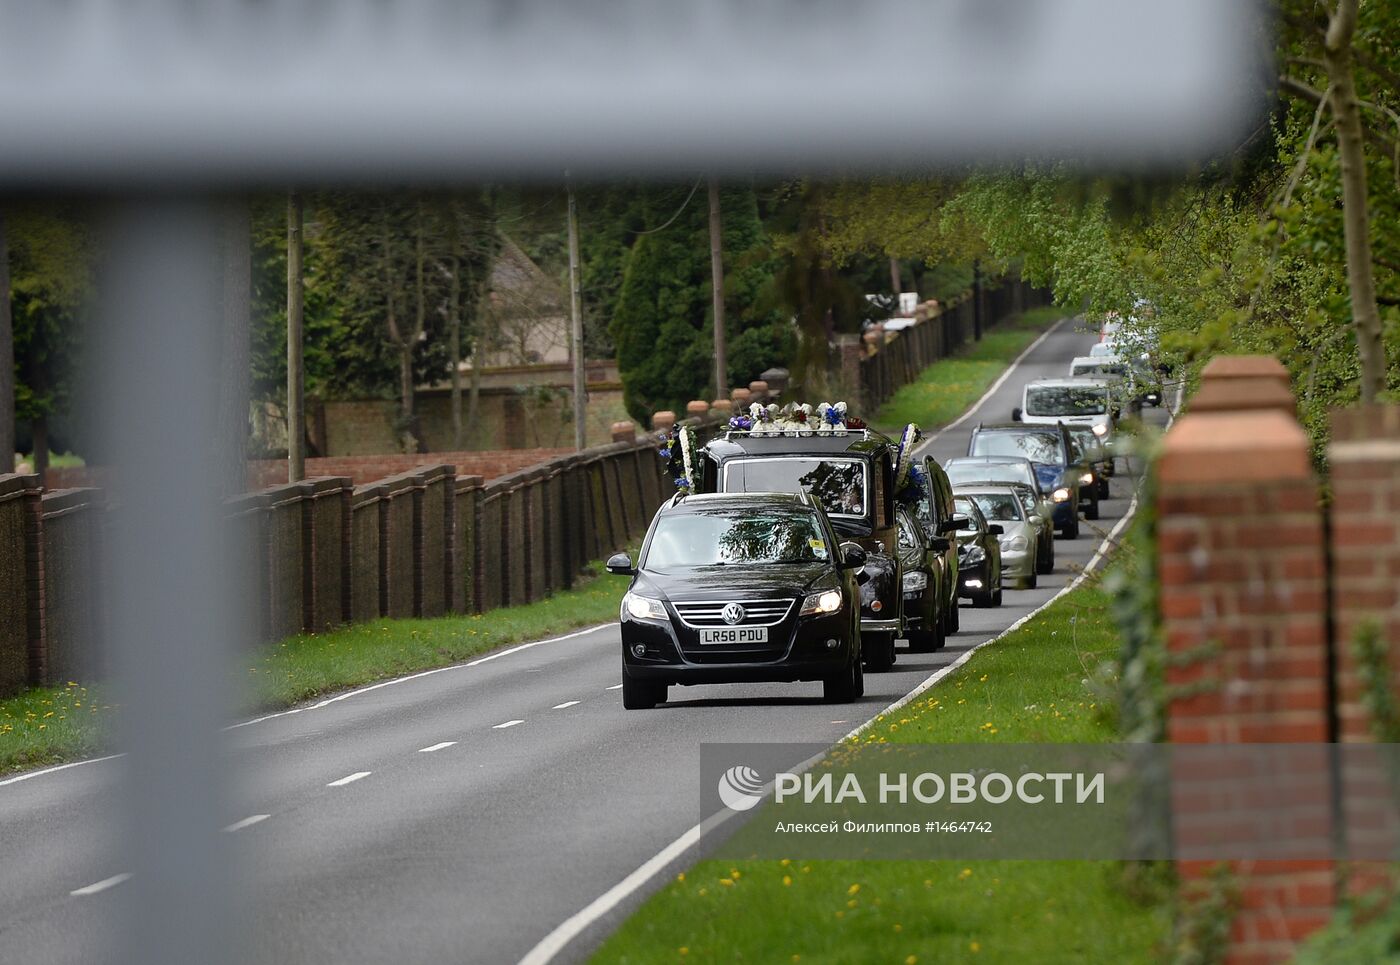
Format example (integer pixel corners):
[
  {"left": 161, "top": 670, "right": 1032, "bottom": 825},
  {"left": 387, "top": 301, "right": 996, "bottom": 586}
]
[
  {"left": 1168, "top": 865, "right": 1238, "bottom": 965},
  {"left": 1293, "top": 890, "right": 1400, "bottom": 965},
  {"left": 6, "top": 206, "right": 94, "bottom": 448},
  {"left": 611, "top": 184, "right": 786, "bottom": 420}
]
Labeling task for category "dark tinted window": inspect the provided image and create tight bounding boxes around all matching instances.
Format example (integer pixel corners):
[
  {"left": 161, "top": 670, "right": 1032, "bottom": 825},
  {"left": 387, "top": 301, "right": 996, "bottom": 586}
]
[
  {"left": 968, "top": 493, "right": 1025, "bottom": 522},
  {"left": 724, "top": 458, "right": 866, "bottom": 517},
  {"left": 945, "top": 462, "right": 1036, "bottom": 489}
]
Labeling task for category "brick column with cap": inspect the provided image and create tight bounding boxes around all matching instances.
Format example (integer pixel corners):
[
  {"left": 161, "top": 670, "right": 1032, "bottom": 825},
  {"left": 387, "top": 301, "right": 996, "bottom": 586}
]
[{"left": 1158, "top": 355, "right": 1334, "bottom": 964}]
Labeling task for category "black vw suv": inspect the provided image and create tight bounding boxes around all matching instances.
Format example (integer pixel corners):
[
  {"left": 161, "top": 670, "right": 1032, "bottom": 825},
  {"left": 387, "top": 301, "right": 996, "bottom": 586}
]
[{"left": 606, "top": 492, "right": 865, "bottom": 709}]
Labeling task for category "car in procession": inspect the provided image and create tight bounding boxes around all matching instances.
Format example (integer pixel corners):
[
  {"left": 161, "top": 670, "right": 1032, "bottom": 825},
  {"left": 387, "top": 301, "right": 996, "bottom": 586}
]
[
  {"left": 951, "top": 495, "right": 1003, "bottom": 607},
  {"left": 896, "top": 507, "right": 956, "bottom": 651},
  {"left": 942, "top": 456, "right": 1055, "bottom": 573},
  {"left": 952, "top": 485, "right": 1040, "bottom": 590},
  {"left": 607, "top": 492, "right": 865, "bottom": 708},
  {"left": 966, "top": 422, "right": 1095, "bottom": 537}
]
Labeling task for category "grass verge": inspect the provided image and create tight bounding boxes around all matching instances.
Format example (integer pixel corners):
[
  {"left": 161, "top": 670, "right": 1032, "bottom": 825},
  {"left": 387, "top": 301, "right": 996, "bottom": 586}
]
[
  {"left": 592, "top": 571, "right": 1172, "bottom": 965},
  {"left": 0, "top": 553, "right": 631, "bottom": 774},
  {"left": 874, "top": 305, "right": 1066, "bottom": 432}
]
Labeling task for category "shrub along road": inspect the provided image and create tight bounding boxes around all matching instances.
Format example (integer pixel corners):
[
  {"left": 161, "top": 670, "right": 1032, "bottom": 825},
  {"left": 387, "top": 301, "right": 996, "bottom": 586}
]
[{"left": 0, "top": 314, "right": 1168, "bottom": 965}]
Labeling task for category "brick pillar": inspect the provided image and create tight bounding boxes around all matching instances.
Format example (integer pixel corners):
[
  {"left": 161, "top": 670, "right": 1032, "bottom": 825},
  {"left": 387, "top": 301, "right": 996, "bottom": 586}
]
[
  {"left": 1158, "top": 356, "right": 1333, "bottom": 964},
  {"left": 1328, "top": 405, "right": 1400, "bottom": 896}
]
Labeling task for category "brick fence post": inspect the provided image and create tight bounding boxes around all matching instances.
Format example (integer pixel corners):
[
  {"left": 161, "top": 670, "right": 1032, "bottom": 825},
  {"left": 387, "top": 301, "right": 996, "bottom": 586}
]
[
  {"left": 1328, "top": 405, "right": 1400, "bottom": 896},
  {"left": 1158, "top": 355, "right": 1333, "bottom": 964}
]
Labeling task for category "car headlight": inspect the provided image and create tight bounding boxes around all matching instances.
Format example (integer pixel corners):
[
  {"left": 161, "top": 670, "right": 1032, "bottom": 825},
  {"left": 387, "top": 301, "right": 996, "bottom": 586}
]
[
  {"left": 1000, "top": 536, "right": 1028, "bottom": 551},
  {"left": 800, "top": 589, "right": 844, "bottom": 616},
  {"left": 622, "top": 592, "right": 666, "bottom": 621},
  {"left": 1052, "top": 487, "right": 1071, "bottom": 502},
  {"left": 1079, "top": 473, "right": 1094, "bottom": 485},
  {"left": 961, "top": 545, "right": 985, "bottom": 564},
  {"left": 901, "top": 571, "right": 928, "bottom": 593},
  {"left": 1091, "top": 423, "right": 1108, "bottom": 437}
]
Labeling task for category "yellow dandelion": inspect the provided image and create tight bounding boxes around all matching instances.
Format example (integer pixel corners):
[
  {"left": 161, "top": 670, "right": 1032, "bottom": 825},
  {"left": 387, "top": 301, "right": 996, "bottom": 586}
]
[
  {"left": 847, "top": 883, "right": 860, "bottom": 896},
  {"left": 970, "top": 942, "right": 981, "bottom": 953},
  {"left": 782, "top": 875, "right": 792, "bottom": 887}
]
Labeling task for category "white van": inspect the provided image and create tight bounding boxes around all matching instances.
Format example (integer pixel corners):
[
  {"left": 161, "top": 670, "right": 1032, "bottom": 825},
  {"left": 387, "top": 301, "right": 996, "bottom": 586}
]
[
  {"left": 1012, "top": 377, "right": 1116, "bottom": 442},
  {"left": 1068, "top": 355, "right": 1128, "bottom": 382}
]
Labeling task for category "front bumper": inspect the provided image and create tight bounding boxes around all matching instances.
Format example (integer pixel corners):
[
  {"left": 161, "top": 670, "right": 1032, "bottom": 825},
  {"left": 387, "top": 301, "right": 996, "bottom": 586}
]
[
  {"left": 958, "top": 560, "right": 990, "bottom": 596},
  {"left": 1000, "top": 548, "right": 1034, "bottom": 584},
  {"left": 860, "top": 617, "right": 901, "bottom": 634},
  {"left": 621, "top": 608, "right": 854, "bottom": 685}
]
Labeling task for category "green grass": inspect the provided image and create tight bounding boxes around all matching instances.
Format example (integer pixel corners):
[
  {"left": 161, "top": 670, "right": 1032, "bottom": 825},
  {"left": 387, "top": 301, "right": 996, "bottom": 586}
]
[
  {"left": 875, "top": 306, "right": 1065, "bottom": 432},
  {"left": 0, "top": 553, "right": 632, "bottom": 774},
  {"left": 593, "top": 574, "right": 1172, "bottom": 965}
]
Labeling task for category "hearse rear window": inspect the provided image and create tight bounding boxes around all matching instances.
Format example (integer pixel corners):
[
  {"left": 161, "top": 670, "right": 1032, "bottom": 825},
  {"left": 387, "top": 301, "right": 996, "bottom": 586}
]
[{"left": 723, "top": 458, "right": 866, "bottom": 518}]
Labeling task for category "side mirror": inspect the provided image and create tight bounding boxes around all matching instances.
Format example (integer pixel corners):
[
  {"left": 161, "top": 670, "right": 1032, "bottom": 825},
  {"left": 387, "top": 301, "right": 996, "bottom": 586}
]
[
  {"left": 928, "top": 536, "right": 951, "bottom": 552},
  {"left": 988, "top": 524, "right": 1004, "bottom": 536},
  {"left": 838, "top": 542, "right": 867, "bottom": 570},
  {"left": 947, "top": 514, "right": 969, "bottom": 532},
  {"left": 605, "top": 552, "right": 636, "bottom": 576},
  {"left": 1011, "top": 407, "right": 1023, "bottom": 422}
]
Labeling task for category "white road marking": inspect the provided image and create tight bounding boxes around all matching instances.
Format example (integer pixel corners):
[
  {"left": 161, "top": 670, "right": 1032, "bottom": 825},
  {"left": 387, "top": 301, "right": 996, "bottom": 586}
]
[
  {"left": 326, "top": 771, "right": 371, "bottom": 787},
  {"left": 70, "top": 873, "right": 131, "bottom": 897},
  {"left": 913, "top": 314, "right": 1074, "bottom": 454},
  {"left": 222, "top": 814, "right": 270, "bottom": 833},
  {"left": 605, "top": 684, "right": 622, "bottom": 691},
  {"left": 552, "top": 701, "right": 580, "bottom": 710},
  {"left": 418, "top": 741, "right": 457, "bottom": 753},
  {"left": 228, "top": 624, "right": 613, "bottom": 731},
  {"left": 493, "top": 719, "right": 524, "bottom": 730},
  {"left": 0, "top": 753, "right": 125, "bottom": 789}
]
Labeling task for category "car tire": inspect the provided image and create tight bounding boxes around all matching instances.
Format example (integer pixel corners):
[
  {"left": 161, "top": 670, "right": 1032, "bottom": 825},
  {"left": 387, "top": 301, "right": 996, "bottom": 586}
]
[
  {"left": 1097, "top": 477, "right": 1110, "bottom": 499},
  {"left": 1060, "top": 516, "right": 1080, "bottom": 539},
  {"left": 863, "top": 633, "right": 896, "bottom": 672},
  {"left": 1037, "top": 540, "right": 1054, "bottom": 574},
  {"left": 1023, "top": 571, "right": 1037, "bottom": 590},
  {"left": 992, "top": 584, "right": 1004, "bottom": 606},
  {"left": 945, "top": 599, "right": 960, "bottom": 635},
  {"left": 908, "top": 624, "right": 940, "bottom": 653},
  {"left": 824, "top": 654, "right": 860, "bottom": 703},
  {"left": 622, "top": 673, "right": 664, "bottom": 710},
  {"left": 1085, "top": 494, "right": 1101, "bottom": 521}
]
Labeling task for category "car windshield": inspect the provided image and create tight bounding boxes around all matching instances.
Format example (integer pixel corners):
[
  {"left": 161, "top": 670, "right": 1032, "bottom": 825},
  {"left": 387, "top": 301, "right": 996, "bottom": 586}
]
[
  {"left": 1071, "top": 362, "right": 1125, "bottom": 379},
  {"left": 970, "top": 431, "right": 1066, "bottom": 465},
  {"left": 1024, "top": 385, "right": 1107, "bottom": 416},
  {"left": 953, "top": 497, "right": 982, "bottom": 535},
  {"left": 724, "top": 457, "right": 866, "bottom": 517},
  {"left": 968, "top": 493, "right": 1024, "bottom": 522},
  {"left": 644, "top": 509, "right": 830, "bottom": 568},
  {"left": 945, "top": 462, "right": 1034, "bottom": 489}
]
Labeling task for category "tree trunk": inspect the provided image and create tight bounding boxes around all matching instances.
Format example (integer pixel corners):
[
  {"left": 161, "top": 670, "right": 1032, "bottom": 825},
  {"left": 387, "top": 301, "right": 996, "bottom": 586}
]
[
  {"left": 467, "top": 340, "right": 481, "bottom": 447},
  {"left": 1325, "top": 0, "right": 1387, "bottom": 401},
  {"left": 286, "top": 192, "right": 305, "bottom": 482},
  {"left": 889, "top": 256, "right": 902, "bottom": 301},
  {"left": 218, "top": 201, "right": 253, "bottom": 496},
  {"left": 0, "top": 211, "right": 15, "bottom": 472},
  {"left": 32, "top": 413, "right": 48, "bottom": 483},
  {"left": 449, "top": 248, "right": 462, "bottom": 450},
  {"left": 708, "top": 176, "right": 727, "bottom": 400}
]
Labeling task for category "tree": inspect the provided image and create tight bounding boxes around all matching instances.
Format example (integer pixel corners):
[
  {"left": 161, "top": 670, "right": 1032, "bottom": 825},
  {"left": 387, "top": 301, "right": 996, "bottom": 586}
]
[
  {"left": 0, "top": 211, "right": 12, "bottom": 470},
  {"left": 610, "top": 183, "right": 788, "bottom": 421}
]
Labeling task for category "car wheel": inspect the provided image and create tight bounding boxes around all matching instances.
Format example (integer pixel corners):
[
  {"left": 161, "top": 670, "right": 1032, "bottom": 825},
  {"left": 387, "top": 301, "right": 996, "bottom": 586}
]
[
  {"left": 992, "top": 584, "right": 1004, "bottom": 606},
  {"left": 1085, "top": 494, "right": 1101, "bottom": 520},
  {"left": 622, "top": 672, "right": 664, "bottom": 710},
  {"left": 1024, "top": 570, "right": 1037, "bottom": 590},
  {"left": 908, "top": 625, "right": 940, "bottom": 653},
  {"left": 1060, "top": 516, "right": 1080, "bottom": 539},
  {"left": 1097, "top": 477, "right": 1110, "bottom": 499},
  {"left": 945, "top": 599, "right": 960, "bottom": 635},
  {"left": 824, "top": 654, "right": 860, "bottom": 703},
  {"left": 863, "top": 633, "right": 896, "bottom": 672},
  {"left": 1037, "top": 539, "right": 1054, "bottom": 574}
]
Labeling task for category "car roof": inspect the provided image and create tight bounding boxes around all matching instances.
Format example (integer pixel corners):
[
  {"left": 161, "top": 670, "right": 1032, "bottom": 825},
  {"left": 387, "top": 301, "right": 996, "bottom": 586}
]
[
  {"left": 664, "top": 491, "right": 816, "bottom": 513},
  {"left": 954, "top": 483, "right": 1026, "bottom": 495},
  {"left": 945, "top": 455, "right": 1034, "bottom": 466},
  {"left": 1026, "top": 376, "right": 1112, "bottom": 388},
  {"left": 975, "top": 422, "right": 1064, "bottom": 434},
  {"left": 704, "top": 430, "right": 892, "bottom": 461},
  {"left": 1070, "top": 355, "right": 1124, "bottom": 365}
]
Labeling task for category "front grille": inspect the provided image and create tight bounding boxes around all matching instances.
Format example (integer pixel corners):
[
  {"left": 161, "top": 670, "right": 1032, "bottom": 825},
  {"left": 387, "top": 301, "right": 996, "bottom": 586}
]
[{"left": 672, "top": 598, "right": 794, "bottom": 628}]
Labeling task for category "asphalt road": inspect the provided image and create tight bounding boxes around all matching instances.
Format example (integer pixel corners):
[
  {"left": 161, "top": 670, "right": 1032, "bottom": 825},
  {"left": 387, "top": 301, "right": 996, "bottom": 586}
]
[{"left": 0, "top": 315, "right": 1172, "bottom": 965}]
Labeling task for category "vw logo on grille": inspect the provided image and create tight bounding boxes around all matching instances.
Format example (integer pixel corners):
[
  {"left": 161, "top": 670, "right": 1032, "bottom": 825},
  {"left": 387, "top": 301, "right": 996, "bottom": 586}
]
[{"left": 721, "top": 602, "right": 747, "bottom": 625}]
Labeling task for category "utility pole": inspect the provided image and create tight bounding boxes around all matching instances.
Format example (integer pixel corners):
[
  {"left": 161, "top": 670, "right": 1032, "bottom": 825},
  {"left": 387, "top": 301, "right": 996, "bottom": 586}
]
[
  {"left": 708, "top": 176, "right": 727, "bottom": 400},
  {"left": 287, "top": 191, "right": 305, "bottom": 482},
  {"left": 566, "top": 176, "right": 587, "bottom": 450},
  {"left": 972, "top": 257, "right": 983, "bottom": 341}
]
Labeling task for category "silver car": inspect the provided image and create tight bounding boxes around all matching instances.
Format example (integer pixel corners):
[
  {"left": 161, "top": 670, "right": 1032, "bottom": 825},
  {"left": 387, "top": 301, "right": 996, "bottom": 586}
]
[{"left": 953, "top": 485, "right": 1040, "bottom": 590}]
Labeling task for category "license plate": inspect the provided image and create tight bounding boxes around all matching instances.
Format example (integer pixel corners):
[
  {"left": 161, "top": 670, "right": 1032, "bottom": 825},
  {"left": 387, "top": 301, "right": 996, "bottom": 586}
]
[{"left": 699, "top": 627, "right": 768, "bottom": 644}]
